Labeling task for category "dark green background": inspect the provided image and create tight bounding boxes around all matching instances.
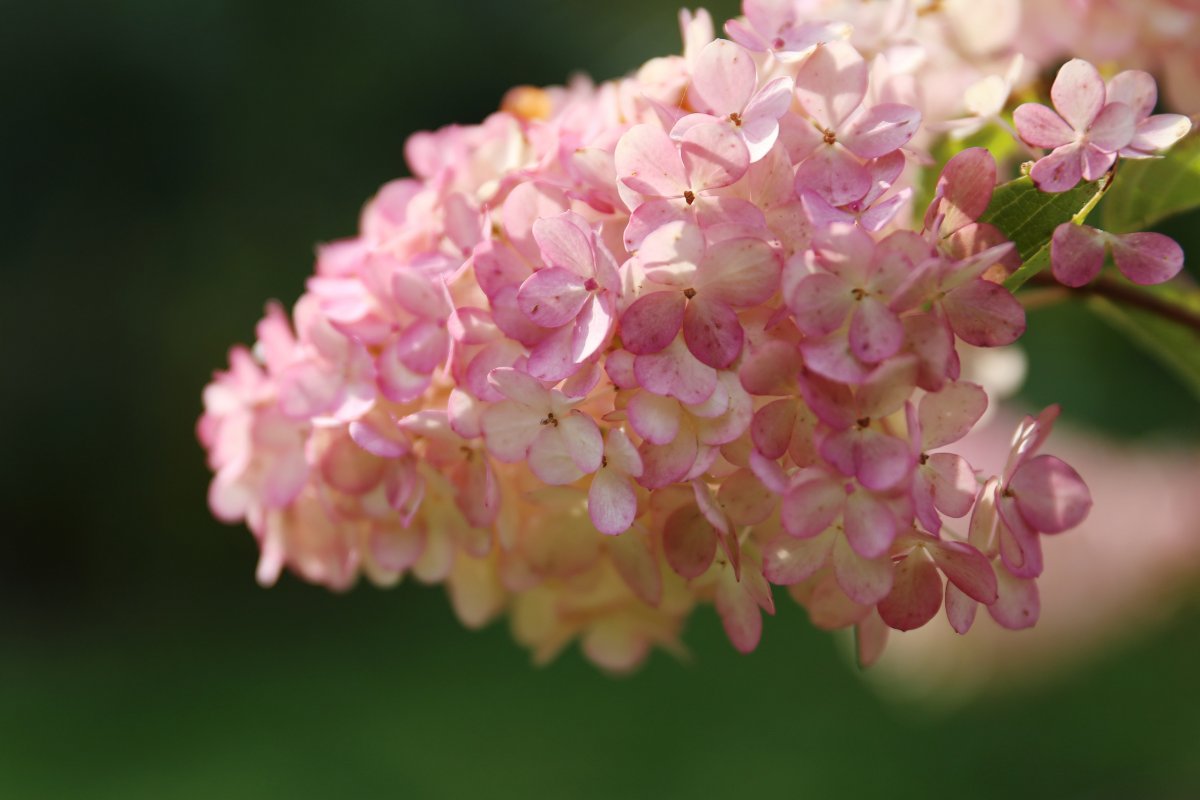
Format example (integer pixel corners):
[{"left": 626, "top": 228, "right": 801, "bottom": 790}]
[{"left": 3, "top": 1, "right": 1198, "bottom": 797}]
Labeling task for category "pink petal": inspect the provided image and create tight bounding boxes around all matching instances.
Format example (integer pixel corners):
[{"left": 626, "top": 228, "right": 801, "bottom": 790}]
[
  {"left": 919, "top": 381, "right": 988, "bottom": 449},
  {"left": 841, "top": 103, "right": 922, "bottom": 159},
  {"left": 716, "top": 567, "right": 764, "bottom": 653},
  {"left": 927, "top": 452, "right": 978, "bottom": 518},
  {"left": 855, "top": 428, "right": 914, "bottom": 492},
  {"left": 560, "top": 412, "right": 605, "bottom": 473},
  {"left": 1111, "top": 232, "right": 1184, "bottom": 285},
  {"left": 1128, "top": 114, "right": 1191, "bottom": 154},
  {"left": 781, "top": 477, "right": 844, "bottom": 538},
  {"left": 607, "top": 529, "right": 661, "bottom": 605},
  {"left": 517, "top": 267, "right": 590, "bottom": 328},
  {"left": 1106, "top": 70, "right": 1157, "bottom": 120},
  {"left": 855, "top": 610, "right": 890, "bottom": 667},
  {"left": 679, "top": 122, "right": 751, "bottom": 192},
  {"left": 532, "top": 213, "right": 594, "bottom": 276},
  {"left": 751, "top": 398, "right": 797, "bottom": 460},
  {"left": 987, "top": 568, "right": 1040, "bottom": 629},
  {"left": 572, "top": 295, "right": 615, "bottom": 363},
  {"left": 794, "top": 40, "right": 867, "bottom": 129},
  {"left": 620, "top": 291, "right": 686, "bottom": 355},
  {"left": 1080, "top": 144, "right": 1117, "bottom": 183},
  {"left": 683, "top": 296, "right": 745, "bottom": 369},
  {"left": 525, "top": 324, "right": 577, "bottom": 383},
  {"left": 856, "top": 355, "right": 918, "bottom": 420},
  {"left": 695, "top": 237, "right": 782, "bottom": 306},
  {"left": 832, "top": 534, "right": 894, "bottom": 606},
  {"left": 844, "top": 489, "right": 896, "bottom": 559},
  {"left": 717, "top": 468, "right": 776, "bottom": 526},
  {"left": 927, "top": 539, "right": 998, "bottom": 604},
  {"left": 1009, "top": 454, "right": 1092, "bottom": 533},
  {"left": 502, "top": 181, "right": 569, "bottom": 262},
  {"left": 604, "top": 427, "right": 643, "bottom": 476},
  {"left": 930, "top": 147, "right": 997, "bottom": 235},
  {"left": 376, "top": 342, "right": 432, "bottom": 403},
  {"left": 1051, "top": 58, "right": 1105, "bottom": 132},
  {"left": 763, "top": 530, "right": 834, "bottom": 584},
  {"left": 690, "top": 38, "right": 757, "bottom": 114},
  {"left": 997, "top": 493, "right": 1044, "bottom": 578},
  {"left": 1030, "top": 144, "right": 1083, "bottom": 193},
  {"left": 627, "top": 390, "right": 682, "bottom": 445},
  {"left": 614, "top": 124, "right": 688, "bottom": 198},
  {"left": 1014, "top": 103, "right": 1075, "bottom": 149},
  {"left": 800, "top": 335, "right": 871, "bottom": 384},
  {"left": 662, "top": 504, "right": 717, "bottom": 579},
  {"left": 942, "top": 278, "right": 1025, "bottom": 347},
  {"left": 794, "top": 145, "right": 872, "bottom": 207},
  {"left": 634, "top": 337, "right": 719, "bottom": 405},
  {"left": 944, "top": 582, "right": 978, "bottom": 634},
  {"left": 789, "top": 272, "right": 854, "bottom": 336},
  {"left": 877, "top": 552, "right": 942, "bottom": 631},
  {"left": 589, "top": 468, "right": 639, "bottom": 535},
  {"left": 487, "top": 366, "right": 547, "bottom": 407},
  {"left": 741, "top": 77, "right": 794, "bottom": 160},
  {"left": 1051, "top": 222, "right": 1107, "bottom": 287},
  {"left": 849, "top": 296, "right": 903, "bottom": 364},
  {"left": 1086, "top": 101, "right": 1135, "bottom": 152},
  {"left": 638, "top": 432, "right": 699, "bottom": 489},
  {"left": 479, "top": 400, "right": 539, "bottom": 462},
  {"left": 528, "top": 427, "right": 586, "bottom": 485}
]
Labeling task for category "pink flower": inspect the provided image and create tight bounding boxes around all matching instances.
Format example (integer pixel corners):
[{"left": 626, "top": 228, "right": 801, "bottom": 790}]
[
  {"left": 1105, "top": 69, "right": 1192, "bottom": 159},
  {"left": 1014, "top": 58, "right": 1135, "bottom": 192},
  {"left": 675, "top": 39, "right": 795, "bottom": 162},
  {"left": 725, "top": 0, "right": 850, "bottom": 62},
  {"left": 1051, "top": 223, "right": 1185, "bottom": 287},
  {"left": 479, "top": 367, "right": 604, "bottom": 484}
]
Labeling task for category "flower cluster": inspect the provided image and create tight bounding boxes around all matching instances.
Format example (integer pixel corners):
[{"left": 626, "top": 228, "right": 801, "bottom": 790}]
[{"left": 199, "top": 0, "right": 1200, "bottom": 672}]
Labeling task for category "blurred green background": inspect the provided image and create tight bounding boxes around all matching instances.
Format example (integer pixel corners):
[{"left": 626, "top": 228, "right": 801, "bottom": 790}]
[{"left": 3, "top": 1, "right": 1199, "bottom": 797}]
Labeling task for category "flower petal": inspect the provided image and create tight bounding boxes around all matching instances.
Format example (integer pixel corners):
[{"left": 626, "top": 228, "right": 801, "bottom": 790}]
[
  {"left": 589, "top": 468, "right": 639, "bottom": 535},
  {"left": 683, "top": 296, "right": 745, "bottom": 369},
  {"left": 877, "top": 552, "right": 942, "bottom": 631},
  {"left": 1051, "top": 222, "right": 1107, "bottom": 288},
  {"left": 1013, "top": 103, "right": 1074, "bottom": 149},
  {"left": 690, "top": 38, "right": 757, "bottom": 114},
  {"left": 1111, "top": 232, "right": 1184, "bottom": 286},
  {"left": 517, "top": 267, "right": 591, "bottom": 328},
  {"left": 1051, "top": 58, "right": 1105, "bottom": 132},
  {"left": 1009, "top": 454, "right": 1092, "bottom": 534},
  {"left": 620, "top": 291, "right": 687, "bottom": 355},
  {"left": 615, "top": 123, "right": 688, "bottom": 198}
]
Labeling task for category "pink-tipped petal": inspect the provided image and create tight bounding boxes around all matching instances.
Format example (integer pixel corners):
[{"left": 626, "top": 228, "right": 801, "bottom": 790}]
[
  {"left": 662, "top": 504, "right": 717, "bottom": 579},
  {"left": 1009, "top": 454, "right": 1092, "bottom": 534},
  {"left": 942, "top": 278, "right": 1025, "bottom": 347},
  {"left": 680, "top": 122, "right": 751, "bottom": 191},
  {"left": 1051, "top": 58, "right": 1106, "bottom": 132},
  {"left": 528, "top": 427, "right": 586, "bottom": 485},
  {"left": 517, "top": 267, "right": 591, "bottom": 328},
  {"left": 532, "top": 213, "right": 595, "bottom": 275},
  {"left": 1086, "top": 101, "right": 1135, "bottom": 152},
  {"left": 927, "top": 452, "right": 978, "bottom": 518},
  {"left": 716, "top": 567, "right": 764, "bottom": 653},
  {"left": 944, "top": 582, "right": 978, "bottom": 634},
  {"left": 832, "top": 534, "right": 894, "bottom": 606},
  {"left": 927, "top": 539, "right": 998, "bottom": 604},
  {"left": 789, "top": 272, "right": 854, "bottom": 336},
  {"left": 638, "top": 432, "right": 700, "bottom": 489},
  {"left": 843, "top": 489, "right": 896, "bottom": 559},
  {"left": 877, "top": 552, "right": 942, "bottom": 631},
  {"left": 987, "top": 568, "right": 1040, "bottom": 629},
  {"left": 794, "top": 145, "right": 872, "bottom": 207},
  {"left": 634, "top": 337, "right": 719, "bottom": 405},
  {"left": 782, "top": 477, "right": 844, "bottom": 538},
  {"left": 690, "top": 38, "right": 757, "bottom": 114},
  {"left": 1013, "top": 103, "right": 1075, "bottom": 149},
  {"left": 607, "top": 529, "right": 661, "bottom": 605},
  {"left": 849, "top": 296, "right": 904, "bottom": 364},
  {"left": 841, "top": 103, "right": 922, "bottom": 159},
  {"left": 1029, "top": 144, "right": 1083, "bottom": 193},
  {"left": 919, "top": 381, "right": 988, "bottom": 449},
  {"left": 627, "top": 390, "right": 682, "bottom": 445},
  {"left": 683, "top": 296, "right": 745, "bottom": 369},
  {"left": 1128, "top": 114, "right": 1191, "bottom": 154},
  {"left": 696, "top": 237, "right": 782, "bottom": 306},
  {"left": 1106, "top": 70, "right": 1157, "bottom": 119},
  {"left": 1050, "top": 222, "right": 1106, "bottom": 287},
  {"left": 1111, "top": 232, "right": 1185, "bottom": 285},
  {"left": 794, "top": 40, "right": 868, "bottom": 129},
  {"left": 620, "top": 291, "right": 687, "bottom": 355},
  {"left": 589, "top": 468, "right": 639, "bottom": 535},
  {"left": 763, "top": 530, "right": 834, "bottom": 584},
  {"left": 615, "top": 124, "right": 688, "bottom": 198}
]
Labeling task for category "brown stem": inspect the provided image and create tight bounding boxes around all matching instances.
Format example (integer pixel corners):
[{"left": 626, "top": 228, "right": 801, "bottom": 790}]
[{"left": 1025, "top": 272, "right": 1200, "bottom": 335}]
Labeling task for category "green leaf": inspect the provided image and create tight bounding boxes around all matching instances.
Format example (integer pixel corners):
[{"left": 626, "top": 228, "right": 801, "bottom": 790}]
[
  {"left": 1099, "top": 135, "right": 1200, "bottom": 234},
  {"left": 1084, "top": 280, "right": 1200, "bottom": 401},
  {"left": 980, "top": 176, "right": 1107, "bottom": 291}
]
